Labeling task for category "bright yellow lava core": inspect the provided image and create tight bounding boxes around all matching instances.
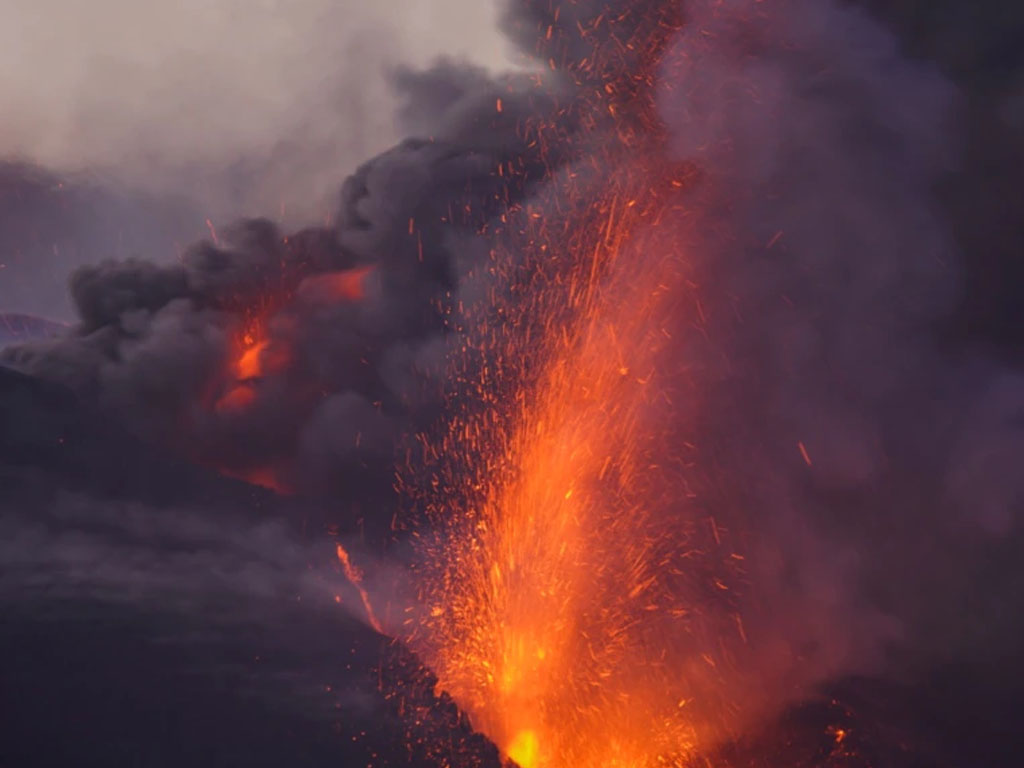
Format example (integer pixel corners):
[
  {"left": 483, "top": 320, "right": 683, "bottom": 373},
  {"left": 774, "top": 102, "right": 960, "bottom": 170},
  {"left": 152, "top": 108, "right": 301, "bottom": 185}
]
[{"left": 508, "top": 729, "right": 540, "bottom": 768}]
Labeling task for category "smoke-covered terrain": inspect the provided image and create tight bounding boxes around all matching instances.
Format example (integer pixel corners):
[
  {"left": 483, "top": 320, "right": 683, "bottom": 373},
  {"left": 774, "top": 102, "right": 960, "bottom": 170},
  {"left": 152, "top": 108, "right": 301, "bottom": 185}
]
[
  {"left": 0, "top": 312, "right": 65, "bottom": 348},
  {"left": 2, "top": 0, "right": 1024, "bottom": 765}
]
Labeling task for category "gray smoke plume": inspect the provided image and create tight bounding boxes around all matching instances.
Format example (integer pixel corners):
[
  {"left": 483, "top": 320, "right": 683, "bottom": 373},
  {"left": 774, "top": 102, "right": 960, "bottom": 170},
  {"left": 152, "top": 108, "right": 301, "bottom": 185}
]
[
  {"left": 653, "top": 0, "right": 1024, "bottom": 717},
  {"left": 0, "top": 59, "right": 566, "bottom": 527},
  {"left": 3, "top": 0, "right": 1024, "bottom": 765}
]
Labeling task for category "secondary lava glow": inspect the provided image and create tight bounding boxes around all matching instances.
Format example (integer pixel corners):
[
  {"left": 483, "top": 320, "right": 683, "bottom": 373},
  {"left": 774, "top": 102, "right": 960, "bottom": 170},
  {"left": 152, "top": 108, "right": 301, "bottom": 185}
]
[
  {"left": 205, "top": 263, "right": 376, "bottom": 492},
  {"left": 336, "top": 543, "right": 384, "bottom": 634},
  {"left": 403, "top": 4, "right": 748, "bottom": 766},
  {"left": 215, "top": 263, "right": 376, "bottom": 413}
]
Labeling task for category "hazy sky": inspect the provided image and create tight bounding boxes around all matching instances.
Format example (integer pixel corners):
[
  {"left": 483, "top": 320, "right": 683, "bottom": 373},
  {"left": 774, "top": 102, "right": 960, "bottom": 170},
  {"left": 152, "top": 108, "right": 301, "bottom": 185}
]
[{"left": 1, "top": 0, "right": 509, "bottom": 219}]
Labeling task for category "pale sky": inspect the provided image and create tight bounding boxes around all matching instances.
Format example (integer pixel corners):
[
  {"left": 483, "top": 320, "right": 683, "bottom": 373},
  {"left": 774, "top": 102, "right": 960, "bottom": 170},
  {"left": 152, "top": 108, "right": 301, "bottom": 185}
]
[{"left": 0, "top": 0, "right": 509, "bottom": 219}]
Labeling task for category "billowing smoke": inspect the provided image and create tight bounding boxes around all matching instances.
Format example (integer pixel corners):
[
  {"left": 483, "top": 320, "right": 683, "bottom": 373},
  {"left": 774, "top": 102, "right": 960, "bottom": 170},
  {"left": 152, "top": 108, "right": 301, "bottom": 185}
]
[
  {"left": 0, "top": 45, "right": 570, "bottom": 539},
  {"left": 3, "top": 0, "right": 1024, "bottom": 764},
  {"left": 0, "top": 1, "right": 511, "bottom": 321},
  {"left": 647, "top": 0, "right": 1024, "bottom": 736}
]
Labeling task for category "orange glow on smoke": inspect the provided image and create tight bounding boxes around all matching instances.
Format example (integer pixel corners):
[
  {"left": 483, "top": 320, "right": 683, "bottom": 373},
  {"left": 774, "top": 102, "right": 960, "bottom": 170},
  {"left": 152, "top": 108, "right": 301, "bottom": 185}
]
[
  {"left": 215, "top": 384, "right": 258, "bottom": 414},
  {"left": 404, "top": 6, "right": 747, "bottom": 766},
  {"left": 222, "top": 465, "right": 291, "bottom": 495},
  {"left": 299, "top": 265, "right": 375, "bottom": 303},
  {"left": 202, "top": 265, "right": 374, "bottom": 489},
  {"left": 235, "top": 338, "right": 270, "bottom": 381}
]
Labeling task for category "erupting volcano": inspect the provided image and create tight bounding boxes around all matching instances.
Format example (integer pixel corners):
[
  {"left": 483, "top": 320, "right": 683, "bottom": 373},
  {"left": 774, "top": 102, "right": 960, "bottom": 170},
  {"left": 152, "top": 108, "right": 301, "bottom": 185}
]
[
  {"left": 203, "top": 263, "right": 377, "bottom": 491},
  {"left": 402, "top": 5, "right": 748, "bottom": 766},
  {"left": 5, "top": 0, "right": 1024, "bottom": 766},
  {"left": 411, "top": 178, "right": 735, "bottom": 767}
]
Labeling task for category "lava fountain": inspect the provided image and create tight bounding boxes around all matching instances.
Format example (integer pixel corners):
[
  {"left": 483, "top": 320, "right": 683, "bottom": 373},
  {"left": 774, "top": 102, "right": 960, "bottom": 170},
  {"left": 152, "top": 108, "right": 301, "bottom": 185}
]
[{"left": 404, "top": 4, "right": 750, "bottom": 766}]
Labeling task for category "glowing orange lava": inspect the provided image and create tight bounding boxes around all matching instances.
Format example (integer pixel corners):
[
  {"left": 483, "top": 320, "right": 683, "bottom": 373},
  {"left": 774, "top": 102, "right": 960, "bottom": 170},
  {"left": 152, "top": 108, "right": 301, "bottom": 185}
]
[
  {"left": 215, "top": 265, "right": 374, "bottom": 413},
  {"left": 229, "top": 322, "right": 291, "bottom": 384},
  {"left": 213, "top": 319, "right": 286, "bottom": 413},
  {"left": 403, "top": 6, "right": 749, "bottom": 766},
  {"left": 222, "top": 464, "right": 292, "bottom": 495},
  {"left": 337, "top": 543, "right": 384, "bottom": 634},
  {"left": 235, "top": 338, "right": 270, "bottom": 381},
  {"left": 203, "top": 264, "right": 375, "bottom": 489},
  {"left": 215, "top": 383, "right": 258, "bottom": 414},
  {"left": 410, "top": 173, "right": 743, "bottom": 767}
]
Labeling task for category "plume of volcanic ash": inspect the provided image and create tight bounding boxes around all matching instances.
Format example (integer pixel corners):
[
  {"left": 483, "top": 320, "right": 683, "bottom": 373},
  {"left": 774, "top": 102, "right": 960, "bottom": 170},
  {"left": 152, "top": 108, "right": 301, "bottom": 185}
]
[
  {"left": 657, "top": 0, "right": 1024, "bottom": 680},
  {"left": 5, "top": 0, "right": 1024, "bottom": 765},
  {"left": 0, "top": 77, "right": 563, "bottom": 508},
  {"left": 402, "top": 0, "right": 1024, "bottom": 766}
]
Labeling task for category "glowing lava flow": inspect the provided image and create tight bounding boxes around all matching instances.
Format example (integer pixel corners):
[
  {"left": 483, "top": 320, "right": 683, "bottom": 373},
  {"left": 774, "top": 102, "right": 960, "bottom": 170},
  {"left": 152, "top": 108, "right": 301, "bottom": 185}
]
[
  {"left": 215, "top": 319, "right": 284, "bottom": 414},
  {"left": 337, "top": 543, "right": 384, "bottom": 634}
]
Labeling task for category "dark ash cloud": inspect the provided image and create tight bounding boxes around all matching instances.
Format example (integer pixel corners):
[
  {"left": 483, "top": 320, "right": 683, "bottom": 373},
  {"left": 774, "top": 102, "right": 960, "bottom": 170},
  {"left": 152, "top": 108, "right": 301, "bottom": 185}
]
[
  {"left": 2, "top": 0, "right": 1024, "bottom": 765},
  {"left": 649, "top": 0, "right": 1024, "bottom": 730}
]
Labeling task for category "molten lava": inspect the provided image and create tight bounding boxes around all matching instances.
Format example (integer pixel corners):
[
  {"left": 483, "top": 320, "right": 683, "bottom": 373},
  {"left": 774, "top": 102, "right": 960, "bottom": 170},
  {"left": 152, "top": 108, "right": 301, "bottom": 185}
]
[
  {"left": 235, "top": 337, "right": 270, "bottom": 381},
  {"left": 204, "top": 264, "right": 376, "bottom": 491},
  {"left": 215, "top": 264, "right": 376, "bottom": 414},
  {"left": 404, "top": 5, "right": 747, "bottom": 766},
  {"left": 214, "top": 317, "right": 289, "bottom": 414},
  {"left": 224, "top": 464, "right": 290, "bottom": 495},
  {"left": 410, "top": 174, "right": 743, "bottom": 767},
  {"left": 337, "top": 543, "right": 384, "bottom": 634}
]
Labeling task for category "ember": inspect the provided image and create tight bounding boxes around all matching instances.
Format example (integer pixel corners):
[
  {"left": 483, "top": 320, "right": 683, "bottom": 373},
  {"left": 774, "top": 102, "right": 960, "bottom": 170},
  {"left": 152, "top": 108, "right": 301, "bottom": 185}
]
[
  {"left": 336, "top": 543, "right": 384, "bottom": 634},
  {"left": 403, "top": 4, "right": 747, "bottom": 766},
  {"left": 4, "top": 0, "right": 1009, "bottom": 764}
]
